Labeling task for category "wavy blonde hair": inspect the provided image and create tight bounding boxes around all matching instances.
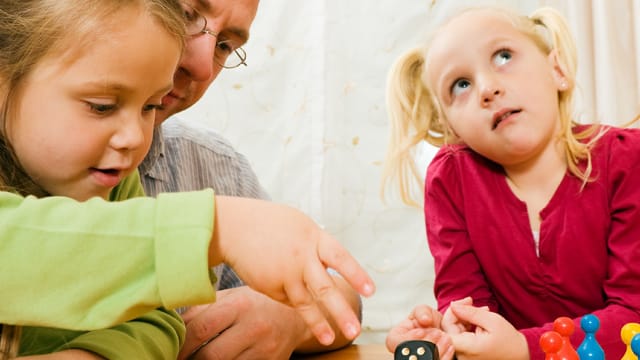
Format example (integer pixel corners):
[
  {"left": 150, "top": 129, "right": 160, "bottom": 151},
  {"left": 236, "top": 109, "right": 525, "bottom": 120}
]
[
  {"left": 381, "top": 6, "right": 600, "bottom": 207},
  {"left": 0, "top": 0, "right": 185, "bottom": 357}
]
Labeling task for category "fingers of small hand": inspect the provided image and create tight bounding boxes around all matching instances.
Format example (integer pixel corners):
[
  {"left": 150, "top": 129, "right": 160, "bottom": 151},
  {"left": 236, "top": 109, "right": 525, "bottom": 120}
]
[
  {"left": 451, "top": 296, "right": 473, "bottom": 306},
  {"left": 317, "top": 232, "right": 375, "bottom": 298},
  {"left": 441, "top": 307, "right": 464, "bottom": 335},
  {"left": 284, "top": 269, "right": 336, "bottom": 346},
  {"left": 410, "top": 305, "right": 439, "bottom": 327},
  {"left": 308, "top": 260, "right": 362, "bottom": 342},
  {"left": 450, "top": 304, "right": 493, "bottom": 331}
]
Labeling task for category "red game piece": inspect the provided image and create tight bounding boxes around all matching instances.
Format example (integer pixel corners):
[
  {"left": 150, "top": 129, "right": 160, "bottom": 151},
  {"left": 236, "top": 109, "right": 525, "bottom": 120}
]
[
  {"left": 540, "top": 331, "right": 563, "bottom": 360},
  {"left": 553, "top": 317, "right": 579, "bottom": 360}
]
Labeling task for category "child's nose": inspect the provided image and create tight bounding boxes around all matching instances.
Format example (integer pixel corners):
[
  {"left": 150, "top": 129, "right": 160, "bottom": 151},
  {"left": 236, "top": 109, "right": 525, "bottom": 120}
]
[{"left": 111, "top": 116, "right": 146, "bottom": 151}]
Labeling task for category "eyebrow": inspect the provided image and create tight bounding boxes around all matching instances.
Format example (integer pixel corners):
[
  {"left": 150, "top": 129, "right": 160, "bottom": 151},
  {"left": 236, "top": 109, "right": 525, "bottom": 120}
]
[
  {"left": 194, "top": 0, "right": 250, "bottom": 43},
  {"left": 81, "top": 81, "right": 174, "bottom": 96}
]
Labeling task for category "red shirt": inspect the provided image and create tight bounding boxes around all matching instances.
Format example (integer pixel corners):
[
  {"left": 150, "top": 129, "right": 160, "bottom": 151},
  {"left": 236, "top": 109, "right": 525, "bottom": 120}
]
[{"left": 425, "top": 125, "right": 640, "bottom": 359}]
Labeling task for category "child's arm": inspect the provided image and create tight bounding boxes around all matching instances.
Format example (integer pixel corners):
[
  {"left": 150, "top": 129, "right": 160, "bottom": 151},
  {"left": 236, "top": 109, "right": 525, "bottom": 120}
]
[
  {"left": 18, "top": 308, "right": 184, "bottom": 359},
  {"left": 60, "top": 308, "right": 184, "bottom": 359},
  {"left": 0, "top": 190, "right": 217, "bottom": 329},
  {"left": 424, "top": 150, "right": 498, "bottom": 312},
  {"left": 0, "top": 189, "right": 373, "bottom": 345}
]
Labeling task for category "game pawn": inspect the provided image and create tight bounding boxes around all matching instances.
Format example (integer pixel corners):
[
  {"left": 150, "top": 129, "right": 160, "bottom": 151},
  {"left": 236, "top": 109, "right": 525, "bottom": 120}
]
[
  {"left": 631, "top": 333, "right": 640, "bottom": 358},
  {"left": 576, "top": 314, "right": 604, "bottom": 360},
  {"left": 621, "top": 323, "right": 640, "bottom": 360},
  {"left": 540, "top": 331, "right": 563, "bottom": 360},
  {"left": 553, "top": 316, "right": 579, "bottom": 360}
]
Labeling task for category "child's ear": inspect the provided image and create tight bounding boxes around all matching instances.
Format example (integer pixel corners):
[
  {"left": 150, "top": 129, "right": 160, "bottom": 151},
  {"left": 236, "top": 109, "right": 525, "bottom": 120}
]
[{"left": 547, "top": 49, "right": 570, "bottom": 91}]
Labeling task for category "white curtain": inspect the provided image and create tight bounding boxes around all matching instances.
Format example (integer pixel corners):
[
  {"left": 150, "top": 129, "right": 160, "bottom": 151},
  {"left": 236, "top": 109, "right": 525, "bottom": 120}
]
[{"left": 182, "top": 0, "right": 640, "bottom": 343}]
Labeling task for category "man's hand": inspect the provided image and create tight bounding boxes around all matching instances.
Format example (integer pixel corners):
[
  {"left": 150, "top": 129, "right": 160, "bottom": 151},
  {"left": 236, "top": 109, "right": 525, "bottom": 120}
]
[{"left": 178, "top": 282, "right": 360, "bottom": 360}]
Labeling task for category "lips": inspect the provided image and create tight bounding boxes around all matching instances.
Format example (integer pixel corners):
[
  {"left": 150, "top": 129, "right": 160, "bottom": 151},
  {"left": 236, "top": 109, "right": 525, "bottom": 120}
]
[
  {"left": 161, "top": 91, "right": 183, "bottom": 107},
  {"left": 492, "top": 109, "right": 521, "bottom": 130},
  {"left": 90, "top": 168, "right": 124, "bottom": 188}
]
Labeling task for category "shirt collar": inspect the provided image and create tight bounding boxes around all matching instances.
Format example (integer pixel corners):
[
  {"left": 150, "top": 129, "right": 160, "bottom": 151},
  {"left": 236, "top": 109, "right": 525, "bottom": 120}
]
[{"left": 138, "top": 123, "right": 167, "bottom": 181}]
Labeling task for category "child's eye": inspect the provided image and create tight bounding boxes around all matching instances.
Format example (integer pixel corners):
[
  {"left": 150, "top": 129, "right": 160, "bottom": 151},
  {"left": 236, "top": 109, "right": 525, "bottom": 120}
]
[
  {"left": 143, "top": 104, "right": 163, "bottom": 113},
  {"left": 493, "top": 49, "right": 512, "bottom": 66},
  {"left": 87, "top": 102, "right": 116, "bottom": 115},
  {"left": 450, "top": 78, "right": 471, "bottom": 97}
]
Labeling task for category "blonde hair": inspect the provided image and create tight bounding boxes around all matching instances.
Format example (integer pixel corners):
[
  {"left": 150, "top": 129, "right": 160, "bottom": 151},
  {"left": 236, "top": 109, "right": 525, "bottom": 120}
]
[
  {"left": 381, "top": 6, "right": 600, "bottom": 207},
  {"left": 0, "top": 0, "right": 185, "bottom": 357}
]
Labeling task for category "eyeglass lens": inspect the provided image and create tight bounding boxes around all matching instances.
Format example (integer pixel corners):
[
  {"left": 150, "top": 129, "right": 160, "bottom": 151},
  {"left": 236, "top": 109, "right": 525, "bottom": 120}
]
[{"left": 182, "top": 2, "right": 247, "bottom": 69}]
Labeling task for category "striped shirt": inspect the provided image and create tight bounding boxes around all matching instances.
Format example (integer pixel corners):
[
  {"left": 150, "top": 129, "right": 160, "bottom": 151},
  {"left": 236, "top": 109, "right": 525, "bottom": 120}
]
[{"left": 139, "top": 116, "right": 270, "bottom": 291}]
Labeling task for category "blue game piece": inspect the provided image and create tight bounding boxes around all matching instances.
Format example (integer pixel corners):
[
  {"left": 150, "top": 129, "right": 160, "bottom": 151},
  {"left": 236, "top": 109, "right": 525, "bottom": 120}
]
[
  {"left": 576, "top": 314, "right": 604, "bottom": 360},
  {"left": 631, "top": 333, "right": 640, "bottom": 356}
]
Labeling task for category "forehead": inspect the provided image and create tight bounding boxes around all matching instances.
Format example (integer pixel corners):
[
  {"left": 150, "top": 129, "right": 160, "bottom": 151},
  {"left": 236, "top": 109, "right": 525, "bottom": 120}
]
[
  {"left": 190, "top": 0, "right": 259, "bottom": 40},
  {"left": 33, "top": 9, "right": 178, "bottom": 85},
  {"left": 425, "top": 10, "right": 526, "bottom": 85}
]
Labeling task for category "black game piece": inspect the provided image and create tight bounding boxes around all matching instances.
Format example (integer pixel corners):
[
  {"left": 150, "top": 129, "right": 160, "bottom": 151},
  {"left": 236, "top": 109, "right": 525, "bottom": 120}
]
[{"left": 394, "top": 340, "right": 439, "bottom": 360}]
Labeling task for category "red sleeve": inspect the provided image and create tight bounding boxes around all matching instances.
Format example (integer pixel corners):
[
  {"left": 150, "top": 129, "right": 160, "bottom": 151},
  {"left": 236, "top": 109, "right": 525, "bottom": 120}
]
[{"left": 425, "top": 147, "right": 499, "bottom": 313}]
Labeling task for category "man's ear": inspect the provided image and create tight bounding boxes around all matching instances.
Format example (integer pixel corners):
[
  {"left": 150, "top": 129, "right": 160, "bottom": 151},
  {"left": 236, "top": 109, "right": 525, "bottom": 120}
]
[{"left": 548, "top": 49, "right": 570, "bottom": 91}]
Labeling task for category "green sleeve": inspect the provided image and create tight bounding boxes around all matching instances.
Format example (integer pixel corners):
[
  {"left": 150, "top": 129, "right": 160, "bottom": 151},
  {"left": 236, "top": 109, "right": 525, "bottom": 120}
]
[
  {"left": 20, "top": 308, "right": 185, "bottom": 359},
  {"left": 0, "top": 187, "right": 217, "bottom": 330},
  {"left": 62, "top": 308, "right": 185, "bottom": 359},
  {"left": 53, "top": 174, "right": 182, "bottom": 359}
]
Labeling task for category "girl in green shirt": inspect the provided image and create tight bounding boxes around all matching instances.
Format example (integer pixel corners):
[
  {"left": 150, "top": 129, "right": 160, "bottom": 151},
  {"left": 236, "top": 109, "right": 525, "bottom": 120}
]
[{"left": 0, "top": 0, "right": 374, "bottom": 358}]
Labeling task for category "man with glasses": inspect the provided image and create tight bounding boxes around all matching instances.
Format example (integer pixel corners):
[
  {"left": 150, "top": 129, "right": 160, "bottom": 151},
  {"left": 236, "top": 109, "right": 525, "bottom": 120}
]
[{"left": 139, "top": 1, "right": 363, "bottom": 359}]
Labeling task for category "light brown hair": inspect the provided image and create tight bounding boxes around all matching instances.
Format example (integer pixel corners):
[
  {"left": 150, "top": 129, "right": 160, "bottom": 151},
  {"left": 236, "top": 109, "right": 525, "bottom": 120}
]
[
  {"left": 381, "top": 6, "right": 600, "bottom": 207},
  {"left": 0, "top": 0, "right": 185, "bottom": 357}
]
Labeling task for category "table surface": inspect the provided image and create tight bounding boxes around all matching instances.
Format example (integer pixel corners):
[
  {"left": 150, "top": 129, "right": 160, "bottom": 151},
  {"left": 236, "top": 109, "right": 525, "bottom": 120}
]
[{"left": 291, "top": 344, "right": 390, "bottom": 360}]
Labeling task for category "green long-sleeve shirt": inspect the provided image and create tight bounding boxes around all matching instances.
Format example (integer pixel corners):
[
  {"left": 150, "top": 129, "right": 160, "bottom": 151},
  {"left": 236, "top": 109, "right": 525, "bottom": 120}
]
[{"left": 0, "top": 171, "right": 217, "bottom": 358}]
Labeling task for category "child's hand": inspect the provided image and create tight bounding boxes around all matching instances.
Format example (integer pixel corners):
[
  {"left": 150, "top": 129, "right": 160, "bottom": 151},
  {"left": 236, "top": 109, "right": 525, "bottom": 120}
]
[
  {"left": 447, "top": 304, "right": 529, "bottom": 360},
  {"left": 386, "top": 305, "right": 455, "bottom": 359},
  {"left": 211, "top": 196, "right": 375, "bottom": 346},
  {"left": 441, "top": 297, "right": 479, "bottom": 334}
]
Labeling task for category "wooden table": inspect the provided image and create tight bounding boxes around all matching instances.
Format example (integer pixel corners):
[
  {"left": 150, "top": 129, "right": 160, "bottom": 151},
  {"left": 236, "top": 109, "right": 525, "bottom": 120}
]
[{"left": 291, "top": 344, "right": 390, "bottom": 359}]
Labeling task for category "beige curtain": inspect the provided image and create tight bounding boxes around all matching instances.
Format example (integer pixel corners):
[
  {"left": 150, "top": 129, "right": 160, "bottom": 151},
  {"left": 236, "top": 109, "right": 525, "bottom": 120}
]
[{"left": 182, "top": 0, "right": 639, "bottom": 344}]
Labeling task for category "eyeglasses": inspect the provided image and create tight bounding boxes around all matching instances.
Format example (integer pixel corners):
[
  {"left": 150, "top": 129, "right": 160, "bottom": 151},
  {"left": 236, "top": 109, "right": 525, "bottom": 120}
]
[{"left": 182, "top": 3, "right": 248, "bottom": 69}]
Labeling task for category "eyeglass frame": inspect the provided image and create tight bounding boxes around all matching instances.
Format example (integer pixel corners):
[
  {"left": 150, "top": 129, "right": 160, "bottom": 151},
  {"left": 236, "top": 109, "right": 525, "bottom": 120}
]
[{"left": 182, "top": 3, "right": 248, "bottom": 69}]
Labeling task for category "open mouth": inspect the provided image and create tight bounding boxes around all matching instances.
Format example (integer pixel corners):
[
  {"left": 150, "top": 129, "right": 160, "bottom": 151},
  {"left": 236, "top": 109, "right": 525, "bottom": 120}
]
[
  {"left": 492, "top": 109, "right": 521, "bottom": 130},
  {"left": 92, "top": 168, "right": 119, "bottom": 175}
]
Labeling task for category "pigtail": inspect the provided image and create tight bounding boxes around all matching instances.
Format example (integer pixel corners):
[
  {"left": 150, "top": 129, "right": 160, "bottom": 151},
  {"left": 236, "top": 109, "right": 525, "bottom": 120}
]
[
  {"left": 381, "top": 47, "right": 442, "bottom": 207},
  {"left": 0, "top": 324, "right": 21, "bottom": 360},
  {"left": 530, "top": 7, "right": 601, "bottom": 186}
]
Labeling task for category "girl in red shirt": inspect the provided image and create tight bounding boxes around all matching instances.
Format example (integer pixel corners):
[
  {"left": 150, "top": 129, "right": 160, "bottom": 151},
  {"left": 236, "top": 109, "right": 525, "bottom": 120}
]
[{"left": 383, "top": 5, "right": 640, "bottom": 360}]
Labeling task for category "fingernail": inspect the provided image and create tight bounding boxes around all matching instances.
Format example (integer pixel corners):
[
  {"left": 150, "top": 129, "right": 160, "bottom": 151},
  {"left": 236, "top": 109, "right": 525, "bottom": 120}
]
[
  {"left": 320, "top": 332, "right": 335, "bottom": 345},
  {"left": 362, "top": 283, "right": 375, "bottom": 296},
  {"left": 345, "top": 322, "right": 359, "bottom": 339}
]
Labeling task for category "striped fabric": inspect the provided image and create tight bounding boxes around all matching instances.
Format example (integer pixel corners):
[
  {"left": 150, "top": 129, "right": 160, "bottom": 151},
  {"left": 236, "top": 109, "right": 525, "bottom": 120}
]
[{"left": 139, "top": 116, "right": 270, "bottom": 295}]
